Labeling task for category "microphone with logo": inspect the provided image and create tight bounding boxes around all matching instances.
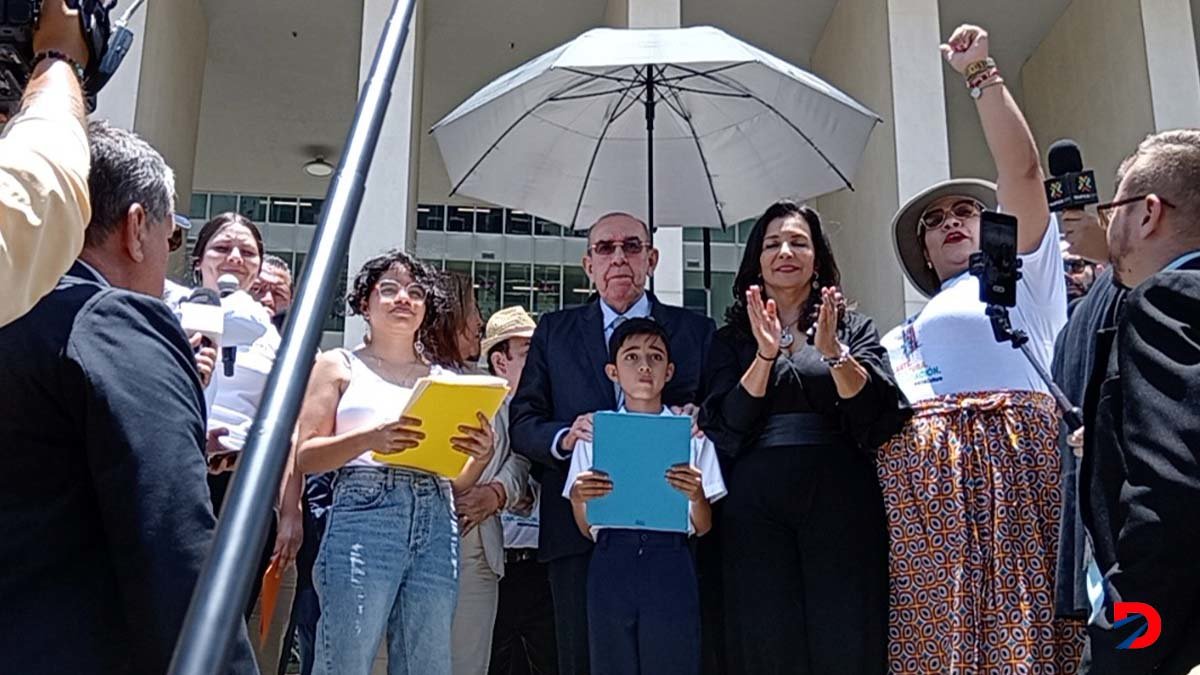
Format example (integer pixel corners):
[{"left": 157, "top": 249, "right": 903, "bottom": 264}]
[
  {"left": 179, "top": 287, "right": 224, "bottom": 351},
  {"left": 1045, "top": 139, "right": 1099, "bottom": 213},
  {"left": 217, "top": 274, "right": 240, "bottom": 377}
]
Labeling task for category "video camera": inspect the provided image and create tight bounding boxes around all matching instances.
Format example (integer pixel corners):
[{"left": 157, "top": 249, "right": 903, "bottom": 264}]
[{"left": 0, "top": 0, "right": 134, "bottom": 118}]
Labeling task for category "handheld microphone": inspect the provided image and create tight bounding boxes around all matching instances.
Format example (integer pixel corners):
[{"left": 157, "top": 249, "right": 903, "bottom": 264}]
[
  {"left": 179, "top": 287, "right": 223, "bottom": 349},
  {"left": 217, "top": 275, "right": 240, "bottom": 376},
  {"left": 1045, "top": 139, "right": 1099, "bottom": 212}
]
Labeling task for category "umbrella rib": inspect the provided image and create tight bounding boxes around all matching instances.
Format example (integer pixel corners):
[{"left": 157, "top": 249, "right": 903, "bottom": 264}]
[
  {"left": 447, "top": 71, "right": 617, "bottom": 197},
  {"left": 656, "top": 62, "right": 747, "bottom": 85},
  {"left": 658, "top": 82, "right": 751, "bottom": 98},
  {"left": 658, "top": 83, "right": 727, "bottom": 230},
  {"left": 664, "top": 63, "right": 856, "bottom": 191},
  {"left": 559, "top": 66, "right": 643, "bottom": 85},
  {"left": 549, "top": 86, "right": 640, "bottom": 102},
  {"left": 568, "top": 79, "right": 641, "bottom": 229}
]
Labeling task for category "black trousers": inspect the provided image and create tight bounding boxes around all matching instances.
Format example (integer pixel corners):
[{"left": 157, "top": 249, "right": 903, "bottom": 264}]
[
  {"left": 489, "top": 554, "right": 559, "bottom": 675},
  {"left": 546, "top": 552, "right": 591, "bottom": 675},
  {"left": 721, "top": 444, "right": 887, "bottom": 675},
  {"left": 587, "top": 530, "right": 699, "bottom": 675}
]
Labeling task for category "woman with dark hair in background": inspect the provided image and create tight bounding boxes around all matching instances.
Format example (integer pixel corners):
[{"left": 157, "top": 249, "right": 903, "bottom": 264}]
[
  {"left": 427, "top": 272, "right": 532, "bottom": 675},
  {"left": 295, "top": 251, "right": 496, "bottom": 675},
  {"left": 701, "top": 201, "right": 909, "bottom": 675},
  {"left": 192, "top": 211, "right": 305, "bottom": 621}
]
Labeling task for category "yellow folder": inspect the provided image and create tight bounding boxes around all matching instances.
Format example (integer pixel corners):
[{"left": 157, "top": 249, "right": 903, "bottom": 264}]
[{"left": 371, "top": 374, "right": 510, "bottom": 477}]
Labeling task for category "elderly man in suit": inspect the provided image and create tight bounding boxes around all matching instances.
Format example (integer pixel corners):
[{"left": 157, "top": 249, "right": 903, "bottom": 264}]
[
  {"left": 510, "top": 212, "right": 716, "bottom": 675},
  {"left": 0, "top": 121, "right": 257, "bottom": 674},
  {"left": 1079, "top": 129, "right": 1200, "bottom": 675}
]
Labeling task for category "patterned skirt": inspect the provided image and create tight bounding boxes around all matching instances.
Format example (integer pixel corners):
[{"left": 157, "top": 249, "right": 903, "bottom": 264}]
[{"left": 876, "top": 390, "right": 1085, "bottom": 674}]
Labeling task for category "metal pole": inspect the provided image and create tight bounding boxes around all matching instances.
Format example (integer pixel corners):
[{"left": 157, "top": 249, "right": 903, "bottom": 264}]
[
  {"left": 645, "top": 66, "right": 656, "bottom": 292},
  {"left": 167, "top": 0, "right": 418, "bottom": 672}
]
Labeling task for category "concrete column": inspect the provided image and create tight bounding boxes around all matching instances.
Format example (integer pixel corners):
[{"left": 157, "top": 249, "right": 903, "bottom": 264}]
[
  {"left": 811, "top": 0, "right": 949, "bottom": 330},
  {"left": 1141, "top": 0, "right": 1200, "bottom": 130},
  {"left": 605, "top": 0, "right": 685, "bottom": 308},
  {"left": 93, "top": 0, "right": 208, "bottom": 280},
  {"left": 345, "top": 0, "right": 425, "bottom": 348}
]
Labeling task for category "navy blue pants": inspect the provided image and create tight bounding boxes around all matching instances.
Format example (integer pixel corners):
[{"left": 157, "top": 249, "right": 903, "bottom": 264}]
[{"left": 586, "top": 529, "right": 700, "bottom": 675}]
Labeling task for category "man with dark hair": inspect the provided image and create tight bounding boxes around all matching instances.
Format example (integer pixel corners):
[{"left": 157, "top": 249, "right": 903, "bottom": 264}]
[
  {"left": 1079, "top": 129, "right": 1200, "bottom": 674},
  {"left": 0, "top": 122, "right": 258, "bottom": 674},
  {"left": 254, "top": 253, "right": 294, "bottom": 330},
  {"left": 511, "top": 212, "right": 715, "bottom": 675}
]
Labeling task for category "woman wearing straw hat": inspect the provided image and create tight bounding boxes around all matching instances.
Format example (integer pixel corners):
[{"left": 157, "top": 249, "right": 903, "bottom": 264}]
[{"left": 877, "top": 24, "right": 1085, "bottom": 673}]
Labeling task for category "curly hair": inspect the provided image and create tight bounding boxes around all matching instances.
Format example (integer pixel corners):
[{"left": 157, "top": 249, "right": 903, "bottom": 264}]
[
  {"left": 724, "top": 200, "right": 842, "bottom": 338},
  {"left": 346, "top": 249, "right": 445, "bottom": 354}
]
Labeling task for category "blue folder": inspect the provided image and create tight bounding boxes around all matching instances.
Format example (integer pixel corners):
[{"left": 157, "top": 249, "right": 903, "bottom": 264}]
[{"left": 588, "top": 411, "right": 692, "bottom": 533}]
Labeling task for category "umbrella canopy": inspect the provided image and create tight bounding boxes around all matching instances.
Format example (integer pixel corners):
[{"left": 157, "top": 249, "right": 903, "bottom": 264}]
[{"left": 432, "top": 25, "right": 881, "bottom": 231}]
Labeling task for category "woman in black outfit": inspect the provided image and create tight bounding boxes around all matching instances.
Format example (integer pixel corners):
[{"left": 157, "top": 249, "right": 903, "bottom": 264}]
[{"left": 700, "top": 201, "right": 909, "bottom": 675}]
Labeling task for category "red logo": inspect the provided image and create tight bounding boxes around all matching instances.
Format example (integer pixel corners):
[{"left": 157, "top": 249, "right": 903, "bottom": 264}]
[{"left": 1114, "top": 602, "right": 1161, "bottom": 649}]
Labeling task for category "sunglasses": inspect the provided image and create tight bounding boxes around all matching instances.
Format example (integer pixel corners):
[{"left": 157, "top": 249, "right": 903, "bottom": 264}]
[
  {"left": 589, "top": 238, "right": 650, "bottom": 258},
  {"left": 376, "top": 280, "right": 427, "bottom": 302},
  {"left": 1095, "top": 194, "right": 1177, "bottom": 213},
  {"left": 169, "top": 226, "right": 184, "bottom": 252},
  {"left": 918, "top": 200, "right": 984, "bottom": 234},
  {"left": 1064, "top": 258, "right": 1090, "bottom": 274}
]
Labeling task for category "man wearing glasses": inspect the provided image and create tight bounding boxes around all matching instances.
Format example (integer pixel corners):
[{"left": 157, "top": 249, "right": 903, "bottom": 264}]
[
  {"left": 1078, "top": 130, "right": 1200, "bottom": 675},
  {"left": 510, "top": 212, "right": 715, "bottom": 675}
]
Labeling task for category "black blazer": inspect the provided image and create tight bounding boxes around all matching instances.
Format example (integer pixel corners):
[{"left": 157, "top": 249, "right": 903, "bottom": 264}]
[
  {"left": 0, "top": 263, "right": 257, "bottom": 675},
  {"left": 509, "top": 293, "right": 716, "bottom": 561},
  {"left": 1079, "top": 256, "right": 1200, "bottom": 675}
]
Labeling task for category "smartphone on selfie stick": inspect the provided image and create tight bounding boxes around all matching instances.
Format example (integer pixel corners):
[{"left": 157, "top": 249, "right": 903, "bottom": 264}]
[{"left": 969, "top": 210, "right": 1083, "bottom": 430}]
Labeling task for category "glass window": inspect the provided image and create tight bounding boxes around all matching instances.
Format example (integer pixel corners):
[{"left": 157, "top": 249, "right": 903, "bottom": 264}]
[
  {"left": 239, "top": 196, "right": 268, "bottom": 222},
  {"left": 567, "top": 225, "right": 588, "bottom": 238},
  {"left": 298, "top": 198, "right": 324, "bottom": 225},
  {"left": 210, "top": 193, "right": 238, "bottom": 217},
  {"left": 293, "top": 252, "right": 307, "bottom": 282},
  {"left": 683, "top": 227, "right": 703, "bottom": 242},
  {"left": 684, "top": 271, "right": 707, "bottom": 315},
  {"left": 189, "top": 193, "right": 209, "bottom": 220},
  {"left": 711, "top": 225, "right": 737, "bottom": 243},
  {"left": 532, "top": 264, "right": 562, "bottom": 317},
  {"left": 535, "top": 217, "right": 562, "bottom": 237},
  {"left": 269, "top": 197, "right": 298, "bottom": 224},
  {"left": 475, "top": 262, "right": 501, "bottom": 320},
  {"left": 502, "top": 263, "right": 532, "bottom": 310},
  {"left": 710, "top": 271, "right": 735, "bottom": 322},
  {"left": 417, "top": 204, "right": 444, "bottom": 231},
  {"left": 737, "top": 218, "right": 756, "bottom": 243},
  {"left": 506, "top": 210, "right": 533, "bottom": 235},
  {"left": 265, "top": 250, "right": 294, "bottom": 273},
  {"left": 563, "top": 265, "right": 591, "bottom": 306},
  {"left": 445, "top": 260, "right": 472, "bottom": 277},
  {"left": 477, "top": 208, "right": 503, "bottom": 234},
  {"left": 446, "top": 206, "right": 473, "bottom": 232}
]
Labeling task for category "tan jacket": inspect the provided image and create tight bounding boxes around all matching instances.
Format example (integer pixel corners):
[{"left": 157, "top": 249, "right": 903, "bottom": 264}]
[
  {"left": 0, "top": 106, "right": 91, "bottom": 327},
  {"left": 461, "top": 398, "right": 530, "bottom": 578}
]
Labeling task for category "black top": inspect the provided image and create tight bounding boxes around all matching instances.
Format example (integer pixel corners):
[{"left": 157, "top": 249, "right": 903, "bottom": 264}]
[
  {"left": 510, "top": 293, "right": 716, "bottom": 562},
  {"left": 1079, "top": 256, "right": 1200, "bottom": 674},
  {"left": 0, "top": 263, "right": 257, "bottom": 675},
  {"left": 701, "top": 309, "right": 910, "bottom": 460}
]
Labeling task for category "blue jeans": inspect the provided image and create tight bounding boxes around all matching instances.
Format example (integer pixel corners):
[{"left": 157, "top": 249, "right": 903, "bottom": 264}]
[{"left": 314, "top": 467, "right": 459, "bottom": 675}]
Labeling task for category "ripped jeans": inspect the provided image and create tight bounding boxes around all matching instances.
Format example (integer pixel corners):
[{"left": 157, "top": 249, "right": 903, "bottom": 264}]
[{"left": 313, "top": 466, "right": 459, "bottom": 675}]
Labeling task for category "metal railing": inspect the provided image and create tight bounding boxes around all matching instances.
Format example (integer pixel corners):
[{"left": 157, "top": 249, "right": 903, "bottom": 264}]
[{"left": 167, "top": 0, "right": 418, "bottom": 671}]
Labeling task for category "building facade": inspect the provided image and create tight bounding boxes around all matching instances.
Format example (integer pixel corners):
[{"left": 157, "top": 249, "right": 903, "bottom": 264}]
[{"left": 100, "top": 0, "right": 1200, "bottom": 349}]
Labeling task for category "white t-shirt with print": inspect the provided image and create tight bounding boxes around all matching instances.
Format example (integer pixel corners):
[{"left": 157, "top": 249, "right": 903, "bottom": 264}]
[
  {"left": 882, "top": 214, "right": 1067, "bottom": 403},
  {"left": 562, "top": 407, "right": 727, "bottom": 537}
]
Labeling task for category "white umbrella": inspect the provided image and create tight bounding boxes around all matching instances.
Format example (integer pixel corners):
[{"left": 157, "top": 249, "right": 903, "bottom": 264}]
[{"left": 433, "top": 25, "right": 880, "bottom": 235}]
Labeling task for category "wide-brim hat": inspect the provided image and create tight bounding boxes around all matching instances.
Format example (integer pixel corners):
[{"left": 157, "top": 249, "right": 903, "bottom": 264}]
[
  {"left": 891, "top": 178, "right": 998, "bottom": 298},
  {"left": 480, "top": 305, "right": 537, "bottom": 355}
]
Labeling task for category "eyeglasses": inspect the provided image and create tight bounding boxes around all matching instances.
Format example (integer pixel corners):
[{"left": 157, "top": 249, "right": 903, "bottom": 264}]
[
  {"left": 1095, "top": 194, "right": 1177, "bottom": 213},
  {"left": 918, "top": 200, "right": 984, "bottom": 234},
  {"left": 376, "top": 280, "right": 427, "bottom": 302},
  {"left": 589, "top": 238, "right": 650, "bottom": 258}
]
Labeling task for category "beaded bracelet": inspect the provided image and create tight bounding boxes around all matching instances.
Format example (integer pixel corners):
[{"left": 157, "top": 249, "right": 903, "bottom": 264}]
[
  {"left": 963, "top": 57, "right": 997, "bottom": 81},
  {"left": 30, "top": 50, "right": 85, "bottom": 83}
]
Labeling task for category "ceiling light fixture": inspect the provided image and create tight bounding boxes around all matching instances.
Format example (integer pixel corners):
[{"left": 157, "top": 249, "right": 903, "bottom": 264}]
[{"left": 303, "top": 156, "right": 334, "bottom": 178}]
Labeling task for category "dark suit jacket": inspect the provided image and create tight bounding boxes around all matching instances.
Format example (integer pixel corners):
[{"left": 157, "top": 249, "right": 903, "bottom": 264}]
[
  {"left": 509, "top": 293, "right": 716, "bottom": 562},
  {"left": 1079, "top": 256, "right": 1200, "bottom": 674},
  {"left": 1052, "top": 268, "right": 1124, "bottom": 618},
  {"left": 0, "top": 263, "right": 258, "bottom": 675}
]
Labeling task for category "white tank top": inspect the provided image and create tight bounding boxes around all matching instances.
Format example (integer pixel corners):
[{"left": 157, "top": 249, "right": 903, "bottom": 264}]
[{"left": 337, "top": 350, "right": 440, "bottom": 468}]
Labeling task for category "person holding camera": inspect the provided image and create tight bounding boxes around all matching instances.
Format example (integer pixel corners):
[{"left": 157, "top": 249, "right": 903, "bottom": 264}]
[
  {"left": 876, "top": 25, "right": 1083, "bottom": 673},
  {"left": 0, "top": 121, "right": 258, "bottom": 674},
  {"left": 0, "top": 0, "right": 92, "bottom": 328}
]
